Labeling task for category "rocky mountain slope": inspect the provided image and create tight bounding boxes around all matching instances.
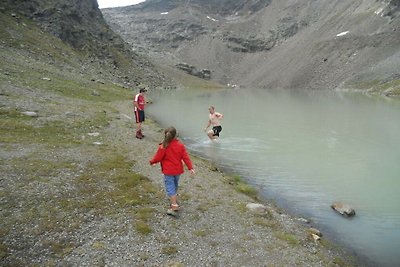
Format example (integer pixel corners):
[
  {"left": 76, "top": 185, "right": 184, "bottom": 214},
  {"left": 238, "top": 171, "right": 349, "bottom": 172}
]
[
  {"left": 102, "top": 0, "right": 400, "bottom": 95},
  {"left": 1, "top": 0, "right": 173, "bottom": 89}
]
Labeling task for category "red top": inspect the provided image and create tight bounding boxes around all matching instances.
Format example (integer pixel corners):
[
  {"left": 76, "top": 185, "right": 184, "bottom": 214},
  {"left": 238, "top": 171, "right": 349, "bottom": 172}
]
[
  {"left": 149, "top": 139, "right": 193, "bottom": 175},
  {"left": 134, "top": 93, "right": 145, "bottom": 111}
]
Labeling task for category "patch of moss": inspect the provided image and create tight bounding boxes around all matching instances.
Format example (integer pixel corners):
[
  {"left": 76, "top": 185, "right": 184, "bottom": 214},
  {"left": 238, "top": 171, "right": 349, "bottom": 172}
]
[
  {"left": 42, "top": 240, "right": 75, "bottom": 258},
  {"left": 193, "top": 229, "right": 209, "bottom": 237},
  {"left": 196, "top": 203, "right": 209, "bottom": 212},
  {"left": 135, "top": 220, "right": 153, "bottom": 235},
  {"left": 177, "top": 191, "right": 192, "bottom": 202},
  {"left": 136, "top": 207, "right": 155, "bottom": 221},
  {"left": 254, "top": 217, "right": 280, "bottom": 230},
  {"left": 161, "top": 246, "right": 178, "bottom": 255},
  {"left": 224, "top": 174, "right": 259, "bottom": 199},
  {"left": 274, "top": 231, "right": 299, "bottom": 246},
  {"left": 0, "top": 243, "right": 8, "bottom": 259}
]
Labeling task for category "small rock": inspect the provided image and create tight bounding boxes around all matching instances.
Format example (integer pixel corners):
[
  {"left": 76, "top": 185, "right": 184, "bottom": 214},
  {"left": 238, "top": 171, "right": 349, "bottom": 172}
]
[
  {"left": 308, "top": 227, "right": 322, "bottom": 237},
  {"left": 93, "top": 142, "right": 102, "bottom": 145},
  {"left": 331, "top": 201, "right": 356, "bottom": 217},
  {"left": 246, "top": 203, "right": 267, "bottom": 214},
  {"left": 21, "top": 111, "right": 38, "bottom": 117},
  {"left": 91, "top": 90, "right": 100, "bottom": 96},
  {"left": 42, "top": 77, "right": 51, "bottom": 81},
  {"left": 311, "top": 233, "right": 321, "bottom": 242},
  {"left": 88, "top": 132, "right": 100, "bottom": 137},
  {"left": 297, "top": 217, "right": 310, "bottom": 223}
]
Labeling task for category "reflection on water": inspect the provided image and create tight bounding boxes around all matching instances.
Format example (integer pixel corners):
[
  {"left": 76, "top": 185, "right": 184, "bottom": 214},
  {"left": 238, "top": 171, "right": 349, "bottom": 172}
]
[{"left": 147, "top": 88, "right": 400, "bottom": 267}]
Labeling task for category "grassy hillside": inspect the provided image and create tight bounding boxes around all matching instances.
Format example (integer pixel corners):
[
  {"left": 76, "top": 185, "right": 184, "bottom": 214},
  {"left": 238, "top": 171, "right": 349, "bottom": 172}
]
[{"left": 0, "top": 10, "right": 160, "bottom": 264}]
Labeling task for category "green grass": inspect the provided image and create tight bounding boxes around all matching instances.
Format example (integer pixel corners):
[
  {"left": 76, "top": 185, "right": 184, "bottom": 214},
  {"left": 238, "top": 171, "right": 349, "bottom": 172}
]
[
  {"left": 135, "top": 220, "right": 153, "bottom": 235},
  {"left": 161, "top": 246, "right": 178, "bottom": 255},
  {"left": 42, "top": 240, "right": 76, "bottom": 258},
  {"left": 0, "top": 108, "right": 110, "bottom": 145},
  {"left": 228, "top": 175, "right": 259, "bottom": 199},
  {"left": 274, "top": 231, "right": 300, "bottom": 246}
]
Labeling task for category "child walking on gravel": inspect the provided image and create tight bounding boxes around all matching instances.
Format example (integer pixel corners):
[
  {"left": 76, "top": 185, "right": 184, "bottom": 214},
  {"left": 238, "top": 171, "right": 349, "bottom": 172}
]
[{"left": 150, "top": 126, "right": 195, "bottom": 215}]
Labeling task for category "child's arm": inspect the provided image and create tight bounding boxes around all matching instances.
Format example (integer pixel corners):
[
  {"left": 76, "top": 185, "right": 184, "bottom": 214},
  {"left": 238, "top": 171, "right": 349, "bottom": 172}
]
[
  {"left": 149, "top": 145, "right": 165, "bottom": 165},
  {"left": 182, "top": 147, "right": 194, "bottom": 171}
]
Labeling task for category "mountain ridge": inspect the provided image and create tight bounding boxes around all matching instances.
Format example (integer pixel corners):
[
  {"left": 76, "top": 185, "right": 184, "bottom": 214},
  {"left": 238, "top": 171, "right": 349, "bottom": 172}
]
[{"left": 102, "top": 0, "right": 400, "bottom": 95}]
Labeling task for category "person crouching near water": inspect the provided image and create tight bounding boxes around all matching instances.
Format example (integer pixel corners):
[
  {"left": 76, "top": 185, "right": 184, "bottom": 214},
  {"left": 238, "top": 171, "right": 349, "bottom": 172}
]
[
  {"left": 204, "top": 106, "right": 223, "bottom": 140},
  {"left": 149, "top": 126, "right": 195, "bottom": 215}
]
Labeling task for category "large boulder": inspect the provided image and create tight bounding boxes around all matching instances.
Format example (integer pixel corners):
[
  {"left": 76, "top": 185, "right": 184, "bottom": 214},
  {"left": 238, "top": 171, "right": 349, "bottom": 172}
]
[{"left": 331, "top": 202, "right": 356, "bottom": 217}]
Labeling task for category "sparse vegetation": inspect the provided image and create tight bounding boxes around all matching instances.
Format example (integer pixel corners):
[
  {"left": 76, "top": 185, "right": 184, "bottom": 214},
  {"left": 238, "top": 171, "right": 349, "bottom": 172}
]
[
  {"left": 193, "top": 229, "right": 209, "bottom": 237},
  {"left": 135, "top": 220, "right": 153, "bottom": 235},
  {"left": 228, "top": 175, "right": 259, "bottom": 199},
  {"left": 274, "top": 231, "right": 300, "bottom": 246},
  {"left": 348, "top": 79, "right": 400, "bottom": 96},
  {"left": 161, "top": 246, "right": 178, "bottom": 255}
]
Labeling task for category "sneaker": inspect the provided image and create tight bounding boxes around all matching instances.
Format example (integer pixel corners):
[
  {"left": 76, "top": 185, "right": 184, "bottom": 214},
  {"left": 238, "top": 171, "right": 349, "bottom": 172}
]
[
  {"left": 171, "top": 203, "right": 180, "bottom": 211},
  {"left": 167, "top": 208, "right": 178, "bottom": 216}
]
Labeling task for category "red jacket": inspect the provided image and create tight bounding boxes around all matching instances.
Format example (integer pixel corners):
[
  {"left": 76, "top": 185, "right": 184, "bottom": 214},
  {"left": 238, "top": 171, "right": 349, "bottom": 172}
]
[{"left": 149, "top": 138, "right": 193, "bottom": 175}]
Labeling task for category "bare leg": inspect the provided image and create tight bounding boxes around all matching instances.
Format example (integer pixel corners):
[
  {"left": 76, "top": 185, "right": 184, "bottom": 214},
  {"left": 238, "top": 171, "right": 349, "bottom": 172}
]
[
  {"left": 170, "top": 194, "right": 179, "bottom": 210},
  {"left": 207, "top": 130, "right": 217, "bottom": 140},
  {"left": 136, "top": 122, "right": 142, "bottom": 139}
]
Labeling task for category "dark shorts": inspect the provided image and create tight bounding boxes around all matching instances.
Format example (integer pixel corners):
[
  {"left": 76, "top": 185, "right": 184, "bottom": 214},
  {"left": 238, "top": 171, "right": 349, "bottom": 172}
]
[
  {"left": 212, "top": 126, "right": 222, "bottom": 136},
  {"left": 135, "top": 110, "right": 145, "bottom": 123}
]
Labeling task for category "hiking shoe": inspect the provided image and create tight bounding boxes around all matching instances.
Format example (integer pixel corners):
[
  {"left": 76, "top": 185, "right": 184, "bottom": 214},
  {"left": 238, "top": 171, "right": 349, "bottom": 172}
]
[{"left": 139, "top": 130, "right": 145, "bottom": 138}]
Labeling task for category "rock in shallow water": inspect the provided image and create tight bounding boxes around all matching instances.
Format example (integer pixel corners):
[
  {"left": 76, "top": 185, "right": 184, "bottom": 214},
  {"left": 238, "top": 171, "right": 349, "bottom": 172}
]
[{"left": 331, "top": 201, "right": 356, "bottom": 217}]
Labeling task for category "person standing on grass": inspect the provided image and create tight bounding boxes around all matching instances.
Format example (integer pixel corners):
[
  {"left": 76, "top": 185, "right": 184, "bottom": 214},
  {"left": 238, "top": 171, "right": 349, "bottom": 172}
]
[
  {"left": 204, "top": 106, "right": 223, "bottom": 140},
  {"left": 134, "top": 87, "right": 147, "bottom": 139},
  {"left": 150, "top": 126, "right": 195, "bottom": 215}
]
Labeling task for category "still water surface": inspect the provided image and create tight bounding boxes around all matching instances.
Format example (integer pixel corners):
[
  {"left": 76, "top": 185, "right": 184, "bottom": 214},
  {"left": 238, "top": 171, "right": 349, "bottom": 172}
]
[{"left": 147, "top": 88, "right": 400, "bottom": 266}]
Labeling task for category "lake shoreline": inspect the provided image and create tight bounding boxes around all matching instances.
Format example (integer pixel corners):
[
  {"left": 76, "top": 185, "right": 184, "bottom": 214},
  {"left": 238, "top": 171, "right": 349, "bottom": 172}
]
[
  {"left": 0, "top": 96, "right": 363, "bottom": 266},
  {"left": 120, "top": 99, "right": 364, "bottom": 266}
]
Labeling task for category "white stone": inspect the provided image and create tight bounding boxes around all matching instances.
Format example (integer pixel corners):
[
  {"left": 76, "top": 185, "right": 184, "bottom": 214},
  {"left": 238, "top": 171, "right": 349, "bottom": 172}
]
[
  {"left": 21, "top": 111, "right": 38, "bottom": 117},
  {"left": 246, "top": 203, "right": 267, "bottom": 214}
]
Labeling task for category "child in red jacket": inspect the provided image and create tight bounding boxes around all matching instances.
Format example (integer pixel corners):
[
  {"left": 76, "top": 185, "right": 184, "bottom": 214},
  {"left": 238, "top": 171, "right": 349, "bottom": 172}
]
[{"left": 150, "top": 126, "right": 195, "bottom": 214}]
